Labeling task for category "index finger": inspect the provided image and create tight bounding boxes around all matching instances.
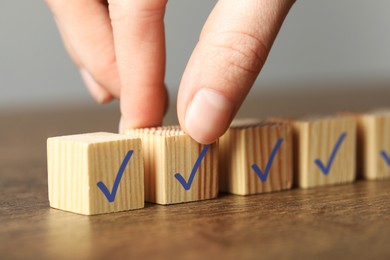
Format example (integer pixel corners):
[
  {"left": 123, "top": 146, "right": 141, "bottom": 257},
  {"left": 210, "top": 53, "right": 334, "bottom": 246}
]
[{"left": 108, "top": 0, "right": 169, "bottom": 131}]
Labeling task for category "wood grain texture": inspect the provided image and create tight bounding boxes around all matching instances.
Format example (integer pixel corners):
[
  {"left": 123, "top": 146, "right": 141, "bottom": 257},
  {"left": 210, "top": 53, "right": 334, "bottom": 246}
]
[
  {"left": 127, "top": 126, "right": 218, "bottom": 205},
  {"left": 356, "top": 110, "right": 390, "bottom": 180},
  {"left": 47, "top": 132, "right": 144, "bottom": 215},
  {"left": 219, "top": 119, "right": 293, "bottom": 195},
  {"left": 2, "top": 86, "right": 390, "bottom": 259},
  {"left": 273, "top": 116, "right": 357, "bottom": 188}
]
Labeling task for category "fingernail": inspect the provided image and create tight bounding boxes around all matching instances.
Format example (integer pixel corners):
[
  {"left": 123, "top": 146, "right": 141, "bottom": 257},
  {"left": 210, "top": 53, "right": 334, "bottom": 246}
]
[
  {"left": 185, "top": 88, "right": 234, "bottom": 144},
  {"left": 80, "top": 69, "right": 111, "bottom": 103}
]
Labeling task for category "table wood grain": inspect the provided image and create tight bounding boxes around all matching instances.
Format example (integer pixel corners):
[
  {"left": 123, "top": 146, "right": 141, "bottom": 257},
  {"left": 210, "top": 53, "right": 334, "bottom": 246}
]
[{"left": 1, "top": 84, "right": 390, "bottom": 259}]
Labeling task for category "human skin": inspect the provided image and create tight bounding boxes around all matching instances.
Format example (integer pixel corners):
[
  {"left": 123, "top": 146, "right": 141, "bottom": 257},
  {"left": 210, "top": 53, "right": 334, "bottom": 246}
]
[{"left": 45, "top": 0, "right": 296, "bottom": 144}]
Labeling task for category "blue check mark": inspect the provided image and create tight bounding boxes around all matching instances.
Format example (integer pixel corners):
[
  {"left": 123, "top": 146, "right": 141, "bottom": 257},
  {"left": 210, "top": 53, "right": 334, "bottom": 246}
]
[
  {"left": 174, "top": 145, "right": 210, "bottom": 190},
  {"left": 251, "top": 138, "right": 284, "bottom": 182},
  {"left": 380, "top": 150, "right": 390, "bottom": 166},
  {"left": 97, "top": 150, "right": 133, "bottom": 203},
  {"left": 314, "top": 132, "right": 347, "bottom": 175}
]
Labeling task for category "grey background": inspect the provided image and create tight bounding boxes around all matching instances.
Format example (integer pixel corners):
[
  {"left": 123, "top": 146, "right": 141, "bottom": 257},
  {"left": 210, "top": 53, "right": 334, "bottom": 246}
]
[{"left": 0, "top": 0, "right": 389, "bottom": 109}]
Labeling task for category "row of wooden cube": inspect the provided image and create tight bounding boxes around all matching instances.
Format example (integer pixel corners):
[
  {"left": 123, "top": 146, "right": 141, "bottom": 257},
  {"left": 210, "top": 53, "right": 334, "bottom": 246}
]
[
  {"left": 47, "top": 111, "right": 390, "bottom": 215},
  {"left": 47, "top": 128, "right": 218, "bottom": 215},
  {"left": 190, "top": 112, "right": 389, "bottom": 194}
]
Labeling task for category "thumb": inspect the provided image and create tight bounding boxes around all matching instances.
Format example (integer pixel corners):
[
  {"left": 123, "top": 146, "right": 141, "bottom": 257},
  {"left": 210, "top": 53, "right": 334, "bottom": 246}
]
[{"left": 177, "top": 0, "right": 295, "bottom": 144}]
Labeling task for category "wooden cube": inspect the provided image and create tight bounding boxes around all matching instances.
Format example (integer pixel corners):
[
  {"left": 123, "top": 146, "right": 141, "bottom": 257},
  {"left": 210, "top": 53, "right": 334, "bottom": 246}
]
[
  {"left": 47, "top": 132, "right": 144, "bottom": 215},
  {"left": 356, "top": 110, "right": 390, "bottom": 180},
  {"left": 272, "top": 116, "right": 357, "bottom": 188},
  {"left": 219, "top": 119, "right": 293, "bottom": 195},
  {"left": 126, "top": 126, "right": 218, "bottom": 205}
]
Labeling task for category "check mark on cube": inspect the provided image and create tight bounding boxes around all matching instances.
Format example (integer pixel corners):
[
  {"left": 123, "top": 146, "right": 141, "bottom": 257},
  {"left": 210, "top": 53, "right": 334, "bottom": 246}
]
[
  {"left": 251, "top": 138, "right": 284, "bottom": 183},
  {"left": 314, "top": 132, "right": 347, "bottom": 175},
  {"left": 380, "top": 150, "right": 390, "bottom": 166},
  {"left": 175, "top": 145, "right": 210, "bottom": 190},
  {"left": 97, "top": 150, "right": 134, "bottom": 203}
]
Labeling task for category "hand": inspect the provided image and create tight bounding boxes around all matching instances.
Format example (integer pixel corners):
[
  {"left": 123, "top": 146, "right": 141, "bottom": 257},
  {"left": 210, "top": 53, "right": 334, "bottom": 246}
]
[{"left": 45, "top": 0, "right": 295, "bottom": 144}]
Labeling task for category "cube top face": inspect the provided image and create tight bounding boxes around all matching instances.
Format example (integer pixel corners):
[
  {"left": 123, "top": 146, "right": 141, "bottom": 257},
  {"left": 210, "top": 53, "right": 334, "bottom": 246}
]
[
  {"left": 47, "top": 132, "right": 144, "bottom": 215},
  {"left": 127, "top": 126, "right": 218, "bottom": 205},
  {"left": 229, "top": 118, "right": 288, "bottom": 129},
  {"left": 128, "top": 126, "right": 185, "bottom": 137},
  {"left": 219, "top": 120, "right": 293, "bottom": 195},
  {"left": 359, "top": 113, "right": 390, "bottom": 179},
  {"left": 48, "top": 132, "right": 135, "bottom": 144},
  {"left": 294, "top": 116, "right": 357, "bottom": 188}
]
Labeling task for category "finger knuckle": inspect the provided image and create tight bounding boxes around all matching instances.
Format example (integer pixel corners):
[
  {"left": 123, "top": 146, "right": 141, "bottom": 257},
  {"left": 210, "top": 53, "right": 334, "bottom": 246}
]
[{"left": 209, "top": 31, "right": 269, "bottom": 85}]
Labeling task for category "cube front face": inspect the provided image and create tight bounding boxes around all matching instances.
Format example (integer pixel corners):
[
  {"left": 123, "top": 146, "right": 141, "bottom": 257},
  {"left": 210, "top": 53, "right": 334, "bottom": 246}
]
[
  {"left": 219, "top": 121, "right": 293, "bottom": 195},
  {"left": 163, "top": 136, "right": 218, "bottom": 204},
  {"left": 47, "top": 133, "right": 144, "bottom": 215},
  {"left": 295, "top": 117, "right": 356, "bottom": 188},
  {"left": 127, "top": 127, "right": 218, "bottom": 205},
  {"left": 358, "top": 113, "right": 390, "bottom": 180}
]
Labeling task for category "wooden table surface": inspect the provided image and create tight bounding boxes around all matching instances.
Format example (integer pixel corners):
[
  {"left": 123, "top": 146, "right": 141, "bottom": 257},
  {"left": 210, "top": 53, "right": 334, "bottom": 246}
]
[{"left": 1, "top": 83, "right": 390, "bottom": 259}]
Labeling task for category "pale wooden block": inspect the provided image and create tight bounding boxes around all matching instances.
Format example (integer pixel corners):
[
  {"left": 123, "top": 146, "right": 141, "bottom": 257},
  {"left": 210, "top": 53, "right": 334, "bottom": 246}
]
[
  {"left": 47, "top": 132, "right": 144, "bottom": 215},
  {"left": 219, "top": 119, "right": 293, "bottom": 195},
  {"left": 355, "top": 110, "right": 390, "bottom": 180},
  {"left": 126, "top": 126, "right": 218, "bottom": 205},
  {"left": 272, "top": 116, "right": 357, "bottom": 189}
]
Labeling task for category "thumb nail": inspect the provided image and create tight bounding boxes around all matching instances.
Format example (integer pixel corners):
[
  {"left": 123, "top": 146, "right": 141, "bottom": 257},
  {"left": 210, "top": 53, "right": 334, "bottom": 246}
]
[{"left": 185, "top": 88, "right": 234, "bottom": 144}]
